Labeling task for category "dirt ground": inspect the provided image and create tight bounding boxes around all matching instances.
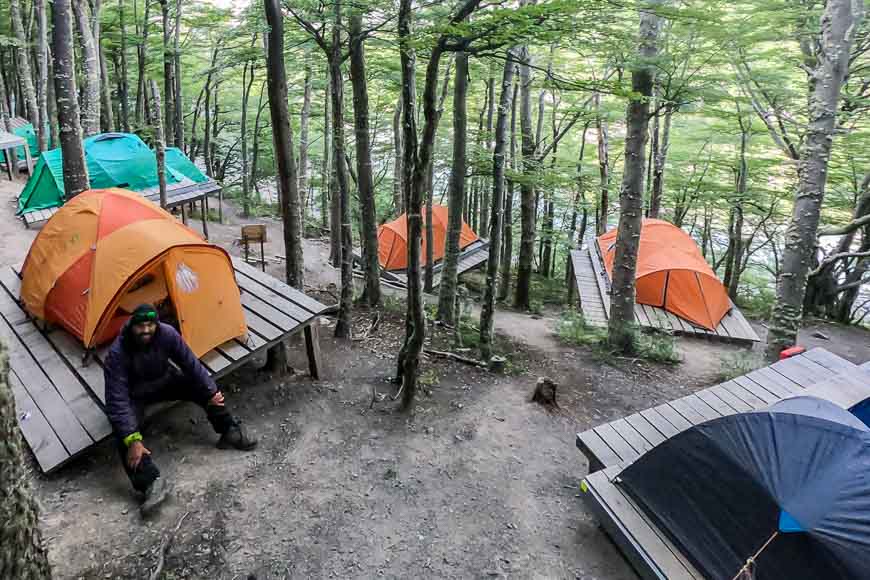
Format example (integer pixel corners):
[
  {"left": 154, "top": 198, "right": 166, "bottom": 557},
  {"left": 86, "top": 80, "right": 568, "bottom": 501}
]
[{"left": 3, "top": 178, "right": 870, "bottom": 579}]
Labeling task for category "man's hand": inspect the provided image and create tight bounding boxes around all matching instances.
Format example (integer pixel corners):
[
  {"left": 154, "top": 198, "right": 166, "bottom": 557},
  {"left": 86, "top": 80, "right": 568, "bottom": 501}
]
[
  {"left": 127, "top": 441, "right": 150, "bottom": 470},
  {"left": 208, "top": 391, "right": 225, "bottom": 407}
]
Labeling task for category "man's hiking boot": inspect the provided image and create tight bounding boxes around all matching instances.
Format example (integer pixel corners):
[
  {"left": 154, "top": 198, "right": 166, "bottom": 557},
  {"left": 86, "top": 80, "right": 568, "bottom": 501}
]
[
  {"left": 217, "top": 423, "right": 258, "bottom": 451},
  {"left": 140, "top": 477, "right": 169, "bottom": 517}
]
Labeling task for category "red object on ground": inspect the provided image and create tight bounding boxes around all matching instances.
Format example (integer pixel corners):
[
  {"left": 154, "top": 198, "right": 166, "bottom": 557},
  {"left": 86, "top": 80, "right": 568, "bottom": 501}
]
[{"left": 780, "top": 346, "right": 807, "bottom": 360}]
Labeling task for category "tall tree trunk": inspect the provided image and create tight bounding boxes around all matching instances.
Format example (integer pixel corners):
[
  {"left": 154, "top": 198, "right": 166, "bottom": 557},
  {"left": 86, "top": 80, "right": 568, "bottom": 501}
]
[
  {"left": 35, "top": 0, "right": 49, "bottom": 150},
  {"left": 72, "top": 0, "right": 100, "bottom": 136},
  {"left": 436, "top": 51, "right": 469, "bottom": 323},
  {"left": 392, "top": 96, "right": 403, "bottom": 215},
  {"left": 240, "top": 56, "right": 254, "bottom": 217},
  {"left": 349, "top": 12, "right": 381, "bottom": 307},
  {"left": 766, "top": 0, "right": 863, "bottom": 359},
  {"left": 250, "top": 81, "right": 266, "bottom": 199},
  {"left": 479, "top": 49, "right": 516, "bottom": 360},
  {"left": 10, "top": 0, "right": 39, "bottom": 132},
  {"left": 299, "top": 54, "right": 311, "bottom": 223},
  {"left": 330, "top": 1, "right": 354, "bottom": 338},
  {"left": 264, "top": 0, "right": 303, "bottom": 289},
  {"left": 160, "top": 0, "right": 174, "bottom": 143},
  {"left": 498, "top": 73, "right": 518, "bottom": 302},
  {"left": 172, "top": 0, "right": 182, "bottom": 148},
  {"left": 480, "top": 72, "right": 495, "bottom": 237},
  {"left": 0, "top": 341, "right": 53, "bottom": 579},
  {"left": 201, "top": 41, "right": 219, "bottom": 177},
  {"left": 595, "top": 92, "right": 610, "bottom": 234},
  {"left": 118, "top": 0, "right": 131, "bottom": 132},
  {"left": 607, "top": 3, "right": 661, "bottom": 353},
  {"left": 424, "top": 63, "right": 453, "bottom": 292},
  {"left": 514, "top": 46, "right": 535, "bottom": 309},
  {"left": 210, "top": 80, "right": 219, "bottom": 177},
  {"left": 135, "top": 0, "right": 150, "bottom": 124},
  {"left": 53, "top": 0, "right": 89, "bottom": 196},
  {"left": 648, "top": 105, "right": 672, "bottom": 218},
  {"left": 397, "top": 0, "right": 422, "bottom": 409},
  {"left": 46, "top": 46, "right": 59, "bottom": 147},
  {"left": 0, "top": 60, "right": 10, "bottom": 131},
  {"left": 150, "top": 80, "right": 167, "bottom": 208},
  {"left": 99, "top": 47, "right": 114, "bottom": 132},
  {"left": 321, "top": 67, "right": 332, "bottom": 231}
]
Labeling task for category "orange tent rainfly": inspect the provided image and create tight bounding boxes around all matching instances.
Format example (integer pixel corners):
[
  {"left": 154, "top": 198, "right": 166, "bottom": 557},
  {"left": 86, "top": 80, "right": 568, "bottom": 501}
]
[
  {"left": 597, "top": 218, "right": 731, "bottom": 330},
  {"left": 20, "top": 188, "right": 247, "bottom": 357},
  {"left": 378, "top": 204, "right": 478, "bottom": 271}
]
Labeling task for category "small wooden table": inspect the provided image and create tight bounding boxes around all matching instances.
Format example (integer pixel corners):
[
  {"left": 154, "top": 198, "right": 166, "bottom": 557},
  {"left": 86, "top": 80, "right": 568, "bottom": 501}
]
[{"left": 0, "top": 130, "right": 33, "bottom": 179}]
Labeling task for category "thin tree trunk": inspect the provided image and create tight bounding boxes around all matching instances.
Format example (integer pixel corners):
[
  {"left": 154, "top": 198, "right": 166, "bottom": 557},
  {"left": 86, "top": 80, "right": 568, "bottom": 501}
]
[
  {"left": 595, "top": 92, "right": 610, "bottom": 234},
  {"left": 173, "top": 0, "right": 182, "bottom": 148},
  {"left": 10, "top": 0, "right": 39, "bottom": 133},
  {"left": 211, "top": 80, "right": 219, "bottom": 177},
  {"left": 766, "top": 0, "right": 863, "bottom": 359},
  {"left": 393, "top": 96, "right": 403, "bottom": 215},
  {"left": 46, "top": 46, "right": 59, "bottom": 146},
  {"left": 99, "top": 46, "right": 114, "bottom": 132},
  {"left": 135, "top": 0, "right": 150, "bottom": 124},
  {"left": 0, "top": 340, "right": 53, "bottom": 579},
  {"left": 299, "top": 54, "right": 311, "bottom": 224},
  {"left": 424, "top": 62, "right": 453, "bottom": 292},
  {"left": 149, "top": 80, "right": 167, "bottom": 208},
  {"left": 514, "top": 46, "right": 535, "bottom": 309},
  {"left": 264, "top": 0, "right": 303, "bottom": 289},
  {"left": 436, "top": 51, "right": 469, "bottom": 323},
  {"left": 118, "top": 0, "right": 131, "bottom": 132},
  {"left": 498, "top": 73, "right": 518, "bottom": 302},
  {"left": 250, "top": 81, "right": 266, "bottom": 199},
  {"left": 349, "top": 12, "right": 381, "bottom": 307},
  {"left": 479, "top": 48, "right": 516, "bottom": 360},
  {"left": 201, "top": 41, "right": 219, "bottom": 177},
  {"left": 330, "top": 0, "right": 354, "bottom": 338},
  {"left": 480, "top": 72, "right": 495, "bottom": 237},
  {"left": 240, "top": 55, "right": 254, "bottom": 217},
  {"left": 35, "top": 0, "right": 49, "bottom": 150},
  {"left": 648, "top": 105, "right": 672, "bottom": 218},
  {"left": 323, "top": 67, "right": 333, "bottom": 231},
  {"left": 72, "top": 0, "right": 100, "bottom": 136},
  {"left": 53, "top": 0, "right": 89, "bottom": 196},
  {"left": 0, "top": 63, "right": 9, "bottom": 132},
  {"left": 160, "top": 0, "right": 174, "bottom": 143},
  {"left": 607, "top": 3, "right": 661, "bottom": 353}
]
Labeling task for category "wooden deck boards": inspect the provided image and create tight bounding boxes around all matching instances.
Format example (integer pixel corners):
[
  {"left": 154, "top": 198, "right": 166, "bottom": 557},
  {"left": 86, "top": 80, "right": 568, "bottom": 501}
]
[
  {"left": 21, "top": 179, "right": 222, "bottom": 228},
  {"left": 576, "top": 348, "right": 862, "bottom": 473},
  {"left": 0, "top": 260, "right": 328, "bottom": 473},
  {"left": 569, "top": 242, "right": 760, "bottom": 344},
  {"left": 354, "top": 239, "right": 490, "bottom": 291},
  {"left": 578, "top": 348, "right": 870, "bottom": 580}
]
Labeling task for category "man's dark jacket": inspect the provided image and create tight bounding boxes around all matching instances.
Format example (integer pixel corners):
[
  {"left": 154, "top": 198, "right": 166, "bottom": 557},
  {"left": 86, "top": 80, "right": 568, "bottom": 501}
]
[{"left": 104, "top": 321, "right": 217, "bottom": 438}]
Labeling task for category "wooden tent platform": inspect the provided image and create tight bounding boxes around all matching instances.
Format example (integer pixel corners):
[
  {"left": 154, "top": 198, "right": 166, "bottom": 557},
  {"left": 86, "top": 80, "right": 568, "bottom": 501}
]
[
  {"left": 0, "top": 258, "right": 328, "bottom": 474},
  {"left": 355, "top": 239, "right": 490, "bottom": 291},
  {"left": 21, "top": 178, "right": 222, "bottom": 232},
  {"left": 577, "top": 348, "right": 870, "bottom": 580},
  {"left": 568, "top": 239, "right": 760, "bottom": 344}
]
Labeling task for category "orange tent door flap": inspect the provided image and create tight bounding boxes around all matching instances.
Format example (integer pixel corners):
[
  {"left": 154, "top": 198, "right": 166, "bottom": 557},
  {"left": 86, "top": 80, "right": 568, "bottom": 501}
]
[
  {"left": 636, "top": 270, "right": 667, "bottom": 307},
  {"left": 163, "top": 248, "right": 247, "bottom": 358},
  {"left": 662, "top": 270, "right": 717, "bottom": 330}
]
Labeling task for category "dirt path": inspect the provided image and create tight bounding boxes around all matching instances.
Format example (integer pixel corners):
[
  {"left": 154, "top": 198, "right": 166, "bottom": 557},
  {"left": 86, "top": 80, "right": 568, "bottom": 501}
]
[{"left": 2, "top": 181, "right": 869, "bottom": 579}]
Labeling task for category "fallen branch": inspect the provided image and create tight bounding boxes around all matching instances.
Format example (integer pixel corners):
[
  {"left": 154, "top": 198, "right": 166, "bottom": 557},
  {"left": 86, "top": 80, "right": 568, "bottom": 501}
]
[
  {"left": 423, "top": 348, "right": 486, "bottom": 367},
  {"left": 149, "top": 511, "right": 191, "bottom": 580}
]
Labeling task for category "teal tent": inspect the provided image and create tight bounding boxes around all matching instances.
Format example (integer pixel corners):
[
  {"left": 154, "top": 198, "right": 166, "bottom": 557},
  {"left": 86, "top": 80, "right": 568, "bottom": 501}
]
[
  {"left": 12, "top": 122, "right": 46, "bottom": 159},
  {"left": 17, "top": 133, "right": 209, "bottom": 215}
]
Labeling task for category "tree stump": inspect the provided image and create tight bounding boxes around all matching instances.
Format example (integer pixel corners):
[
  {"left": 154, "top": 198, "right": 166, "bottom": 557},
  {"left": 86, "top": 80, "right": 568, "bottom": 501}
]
[
  {"left": 488, "top": 355, "right": 506, "bottom": 374},
  {"left": 531, "top": 377, "right": 559, "bottom": 408}
]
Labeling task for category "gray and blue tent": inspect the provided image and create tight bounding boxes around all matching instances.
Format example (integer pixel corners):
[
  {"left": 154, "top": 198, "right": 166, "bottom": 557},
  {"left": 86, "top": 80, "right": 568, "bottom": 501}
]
[{"left": 618, "top": 396, "right": 870, "bottom": 580}]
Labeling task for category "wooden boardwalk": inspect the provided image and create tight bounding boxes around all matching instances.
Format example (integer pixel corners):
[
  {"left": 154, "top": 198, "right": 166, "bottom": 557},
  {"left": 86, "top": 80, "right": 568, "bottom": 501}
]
[
  {"left": 21, "top": 178, "right": 222, "bottom": 231},
  {"left": 568, "top": 239, "right": 760, "bottom": 343},
  {"left": 355, "top": 239, "right": 490, "bottom": 291},
  {"left": 577, "top": 348, "right": 870, "bottom": 580},
  {"left": 0, "top": 258, "right": 328, "bottom": 473}
]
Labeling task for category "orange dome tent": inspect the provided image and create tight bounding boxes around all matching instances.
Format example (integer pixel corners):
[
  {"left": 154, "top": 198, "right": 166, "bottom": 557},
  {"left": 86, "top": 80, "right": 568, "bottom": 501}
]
[
  {"left": 597, "top": 218, "right": 731, "bottom": 330},
  {"left": 378, "top": 205, "right": 478, "bottom": 271},
  {"left": 20, "top": 188, "right": 247, "bottom": 357}
]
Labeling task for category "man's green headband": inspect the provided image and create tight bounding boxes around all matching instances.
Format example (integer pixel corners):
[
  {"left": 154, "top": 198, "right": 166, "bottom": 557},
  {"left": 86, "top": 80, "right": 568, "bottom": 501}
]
[{"left": 131, "top": 305, "right": 158, "bottom": 325}]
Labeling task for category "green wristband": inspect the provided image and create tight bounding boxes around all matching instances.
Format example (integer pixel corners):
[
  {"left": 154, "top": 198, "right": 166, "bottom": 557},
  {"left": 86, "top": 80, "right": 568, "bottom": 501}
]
[{"left": 123, "top": 432, "right": 143, "bottom": 447}]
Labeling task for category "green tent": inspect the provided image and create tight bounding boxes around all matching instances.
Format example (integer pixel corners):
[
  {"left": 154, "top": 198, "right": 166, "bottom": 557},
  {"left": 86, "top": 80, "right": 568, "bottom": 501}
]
[{"left": 17, "top": 132, "right": 209, "bottom": 215}]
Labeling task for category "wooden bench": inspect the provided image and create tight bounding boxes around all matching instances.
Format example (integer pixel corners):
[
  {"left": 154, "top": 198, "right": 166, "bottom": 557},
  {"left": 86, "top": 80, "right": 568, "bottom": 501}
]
[
  {"left": 0, "top": 258, "right": 328, "bottom": 473},
  {"left": 568, "top": 238, "right": 760, "bottom": 344},
  {"left": 577, "top": 348, "right": 870, "bottom": 580}
]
